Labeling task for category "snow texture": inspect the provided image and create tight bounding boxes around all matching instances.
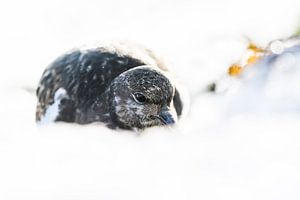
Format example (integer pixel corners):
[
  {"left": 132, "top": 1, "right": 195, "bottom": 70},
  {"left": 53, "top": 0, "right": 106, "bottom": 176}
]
[{"left": 1, "top": 0, "right": 300, "bottom": 200}]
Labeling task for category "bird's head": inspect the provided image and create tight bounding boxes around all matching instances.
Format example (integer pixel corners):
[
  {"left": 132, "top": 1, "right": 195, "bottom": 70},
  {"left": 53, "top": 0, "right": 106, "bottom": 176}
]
[{"left": 109, "top": 66, "right": 178, "bottom": 129}]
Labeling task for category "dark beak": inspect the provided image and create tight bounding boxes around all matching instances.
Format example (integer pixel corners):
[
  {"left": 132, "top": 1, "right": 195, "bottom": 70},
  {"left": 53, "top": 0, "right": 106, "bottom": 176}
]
[{"left": 156, "top": 110, "right": 175, "bottom": 125}]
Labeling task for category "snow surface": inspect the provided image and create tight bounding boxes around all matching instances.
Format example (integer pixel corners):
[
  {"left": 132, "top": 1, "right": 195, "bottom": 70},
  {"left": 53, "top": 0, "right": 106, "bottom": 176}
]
[{"left": 1, "top": 0, "right": 300, "bottom": 199}]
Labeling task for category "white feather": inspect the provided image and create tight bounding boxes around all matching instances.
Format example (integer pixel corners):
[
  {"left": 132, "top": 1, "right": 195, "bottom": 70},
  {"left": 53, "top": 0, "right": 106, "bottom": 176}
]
[{"left": 38, "top": 88, "right": 67, "bottom": 124}]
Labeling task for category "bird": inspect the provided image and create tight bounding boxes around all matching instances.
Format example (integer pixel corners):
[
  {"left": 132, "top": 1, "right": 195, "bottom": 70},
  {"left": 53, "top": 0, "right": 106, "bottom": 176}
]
[{"left": 36, "top": 42, "right": 184, "bottom": 130}]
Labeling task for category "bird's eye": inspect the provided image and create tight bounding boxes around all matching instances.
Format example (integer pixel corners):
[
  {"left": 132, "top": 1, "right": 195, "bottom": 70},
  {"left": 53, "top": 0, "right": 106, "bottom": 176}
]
[{"left": 133, "top": 92, "right": 147, "bottom": 104}]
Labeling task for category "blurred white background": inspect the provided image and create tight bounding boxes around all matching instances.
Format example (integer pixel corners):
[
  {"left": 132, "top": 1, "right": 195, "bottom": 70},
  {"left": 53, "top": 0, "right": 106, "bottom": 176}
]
[{"left": 1, "top": 0, "right": 300, "bottom": 199}]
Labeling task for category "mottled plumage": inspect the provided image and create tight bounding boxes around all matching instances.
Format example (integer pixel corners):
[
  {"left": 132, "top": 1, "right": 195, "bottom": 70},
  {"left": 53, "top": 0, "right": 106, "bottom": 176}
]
[{"left": 36, "top": 43, "right": 184, "bottom": 130}]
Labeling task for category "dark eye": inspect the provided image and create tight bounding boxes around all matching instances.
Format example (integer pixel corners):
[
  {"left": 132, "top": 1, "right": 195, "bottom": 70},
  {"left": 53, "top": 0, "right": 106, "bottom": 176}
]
[{"left": 133, "top": 92, "right": 147, "bottom": 104}]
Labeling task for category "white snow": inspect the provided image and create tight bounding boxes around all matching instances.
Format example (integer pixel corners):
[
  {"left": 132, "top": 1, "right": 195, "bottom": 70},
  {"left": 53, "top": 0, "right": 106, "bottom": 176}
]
[{"left": 1, "top": 0, "right": 300, "bottom": 200}]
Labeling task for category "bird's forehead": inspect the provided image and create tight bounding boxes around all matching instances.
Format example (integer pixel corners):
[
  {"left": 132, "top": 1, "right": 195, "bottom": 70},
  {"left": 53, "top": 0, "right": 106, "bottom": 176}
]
[
  {"left": 133, "top": 80, "right": 174, "bottom": 106},
  {"left": 118, "top": 67, "right": 175, "bottom": 102},
  {"left": 131, "top": 74, "right": 173, "bottom": 95}
]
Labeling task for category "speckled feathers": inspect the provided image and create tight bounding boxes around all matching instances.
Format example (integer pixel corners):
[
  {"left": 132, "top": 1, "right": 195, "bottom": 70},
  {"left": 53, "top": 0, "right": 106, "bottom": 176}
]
[{"left": 36, "top": 43, "right": 184, "bottom": 130}]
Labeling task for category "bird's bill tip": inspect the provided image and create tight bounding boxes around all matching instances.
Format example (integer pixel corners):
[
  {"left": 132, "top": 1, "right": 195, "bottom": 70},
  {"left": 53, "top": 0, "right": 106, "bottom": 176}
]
[{"left": 158, "top": 110, "right": 176, "bottom": 125}]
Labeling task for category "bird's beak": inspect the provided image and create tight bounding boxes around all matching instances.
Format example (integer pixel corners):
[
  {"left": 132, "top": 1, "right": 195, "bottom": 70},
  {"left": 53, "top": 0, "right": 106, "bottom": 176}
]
[{"left": 157, "top": 108, "right": 176, "bottom": 125}]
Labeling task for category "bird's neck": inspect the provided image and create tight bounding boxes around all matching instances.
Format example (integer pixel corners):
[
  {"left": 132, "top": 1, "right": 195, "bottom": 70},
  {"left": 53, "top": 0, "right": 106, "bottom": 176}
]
[{"left": 80, "top": 91, "right": 112, "bottom": 124}]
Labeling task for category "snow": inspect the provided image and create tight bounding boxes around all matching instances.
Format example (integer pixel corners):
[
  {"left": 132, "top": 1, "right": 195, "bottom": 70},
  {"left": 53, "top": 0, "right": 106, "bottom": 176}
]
[{"left": 1, "top": 0, "right": 300, "bottom": 199}]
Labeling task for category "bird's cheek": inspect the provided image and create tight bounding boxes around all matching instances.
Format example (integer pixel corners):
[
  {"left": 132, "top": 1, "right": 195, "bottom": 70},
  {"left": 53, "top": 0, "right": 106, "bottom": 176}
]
[{"left": 144, "top": 105, "right": 160, "bottom": 116}]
